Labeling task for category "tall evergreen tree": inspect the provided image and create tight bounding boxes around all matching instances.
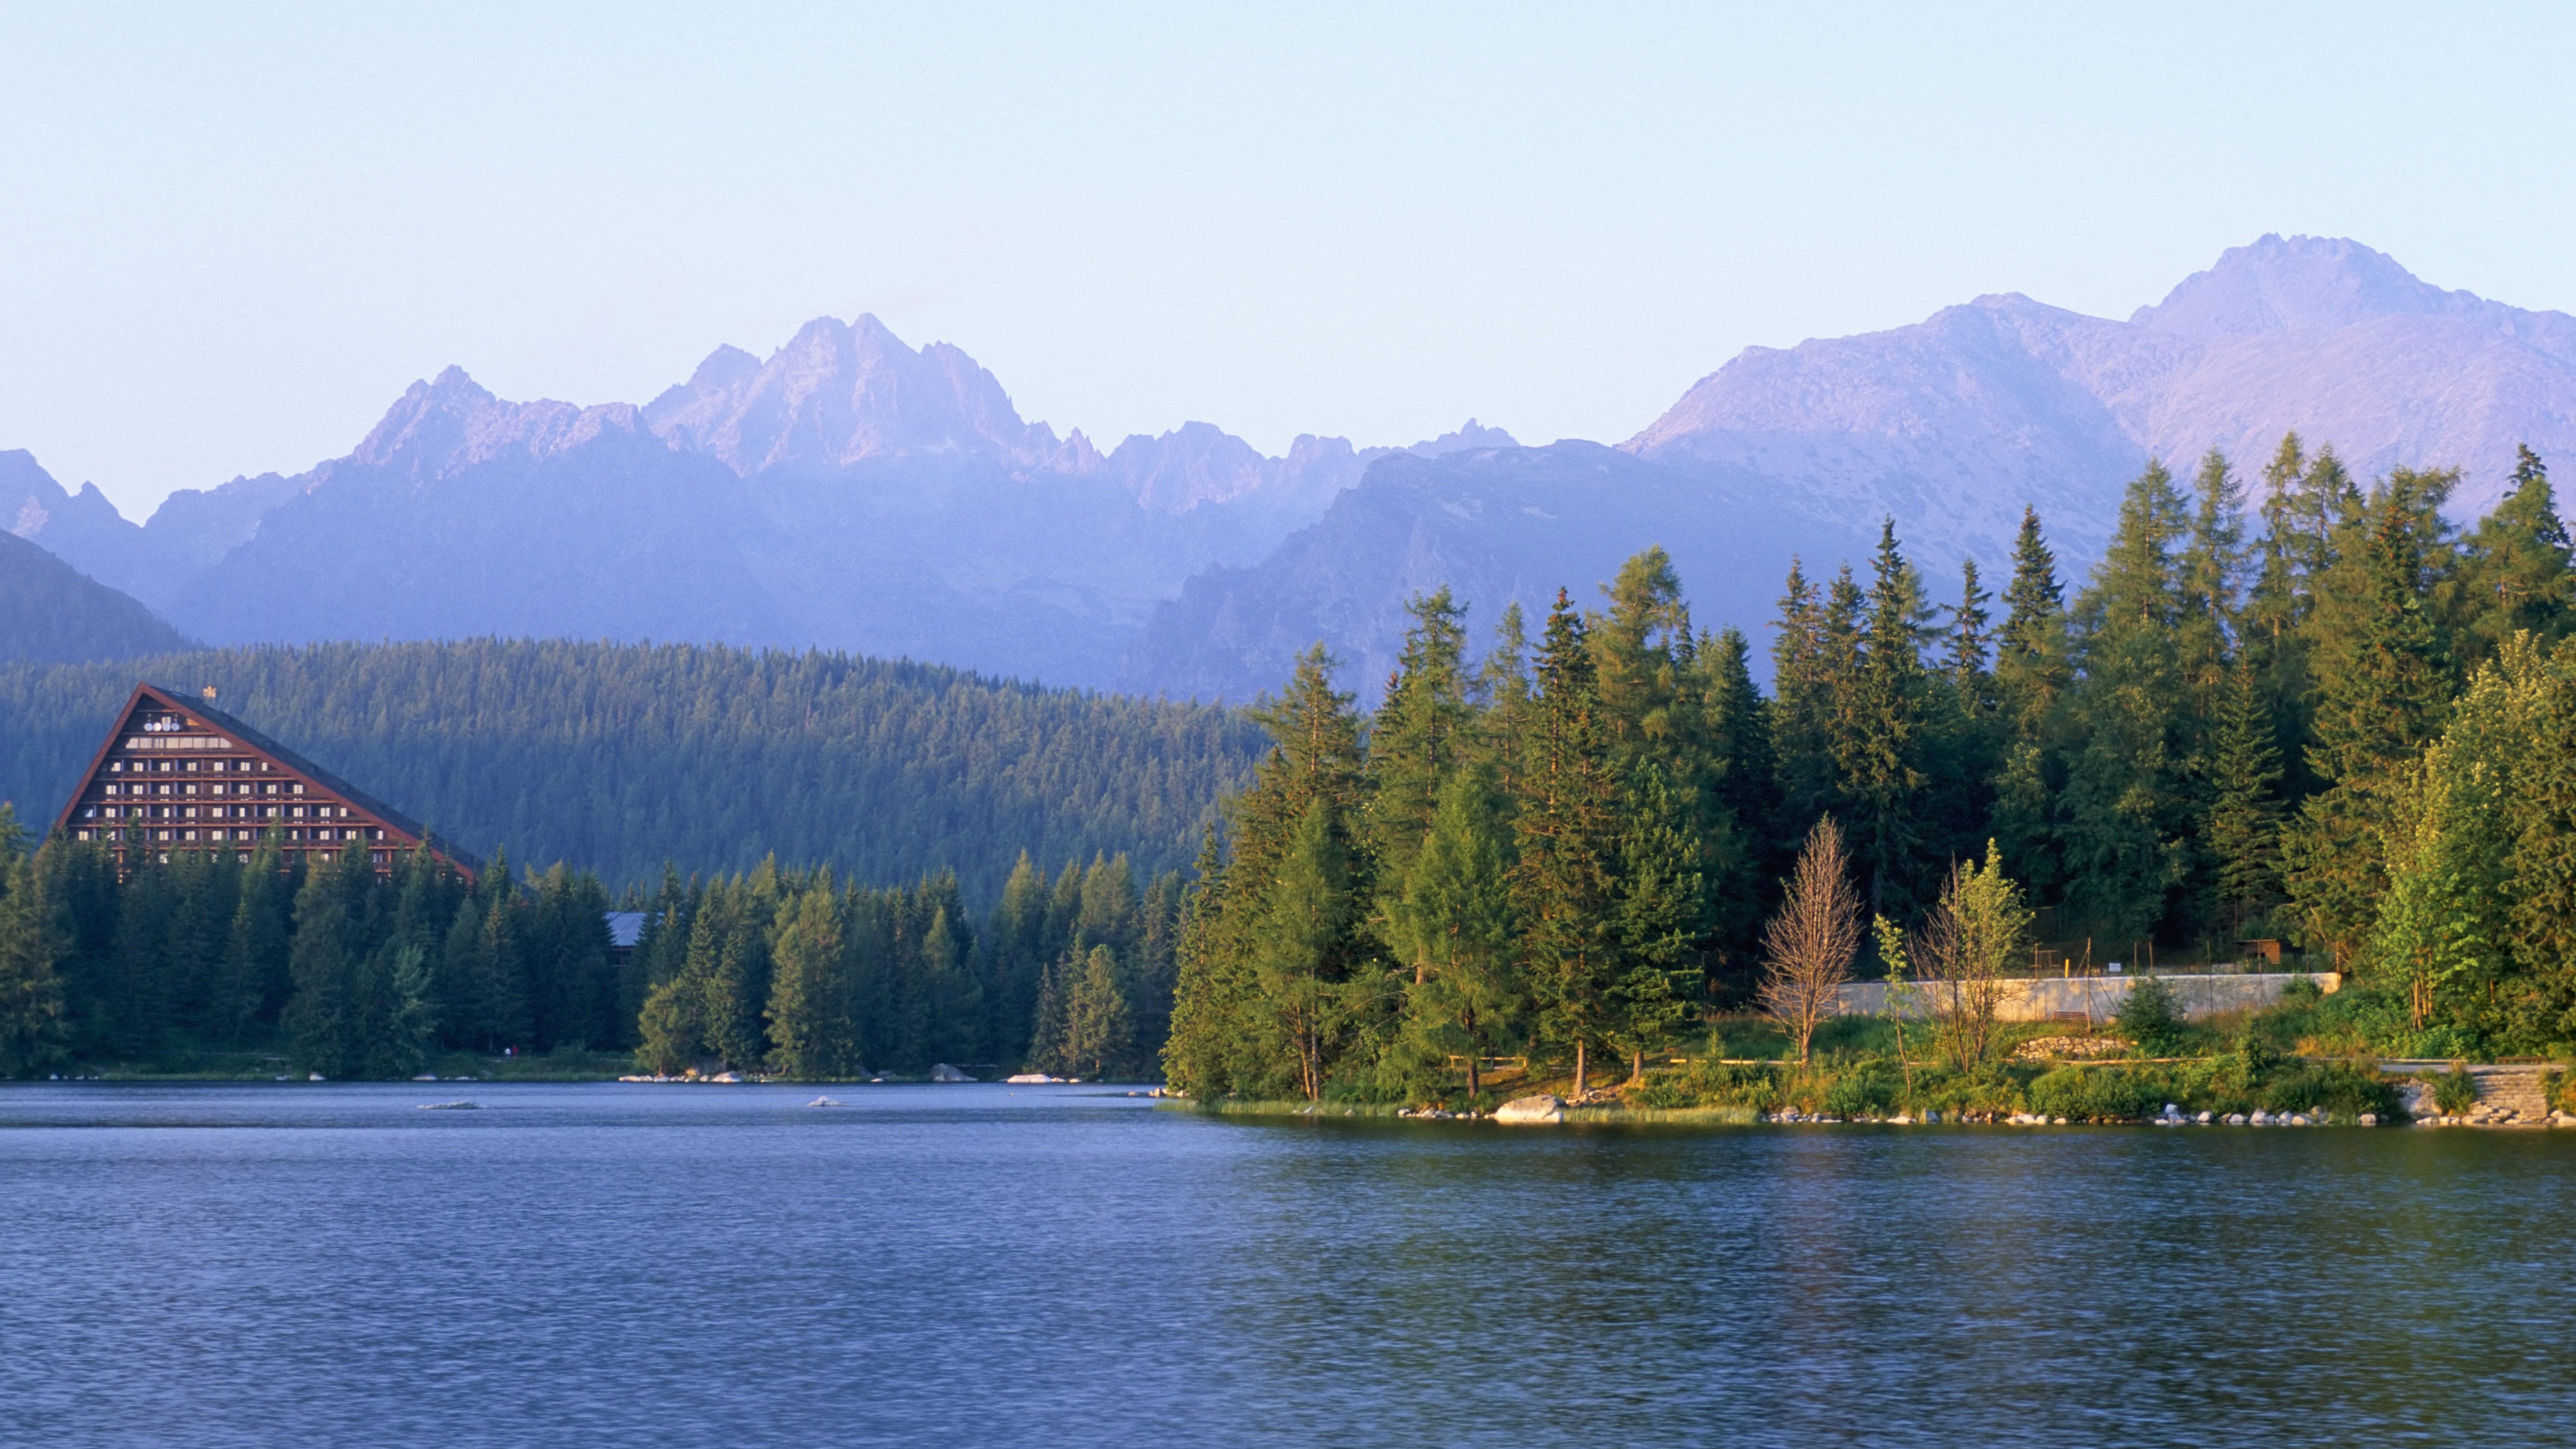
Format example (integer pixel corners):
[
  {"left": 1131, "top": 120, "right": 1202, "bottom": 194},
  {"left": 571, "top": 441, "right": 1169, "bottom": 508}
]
[
  {"left": 2204, "top": 655, "right": 2285, "bottom": 939},
  {"left": 0, "top": 818, "right": 69, "bottom": 1078},
  {"left": 1379, "top": 766, "right": 1516, "bottom": 1100},
  {"left": 767, "top": 878, "right": 859, "bottom": 1079},
  {"left": 2455, "top": 444, "right": 2573, "bottom": 667},
  {"left": 2060, "top": 461, "right": 2195, "bottom": 943},
  {"left": 1512, "top": 590, "right": 1621, "bottom": 1094},
  {"left": 2286, "top": 477, "right": 2459, "bottom": 966}
]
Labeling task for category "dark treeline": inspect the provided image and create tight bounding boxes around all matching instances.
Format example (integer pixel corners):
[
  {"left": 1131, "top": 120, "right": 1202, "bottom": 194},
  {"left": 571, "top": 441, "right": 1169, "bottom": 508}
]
[
  {"left": 627, "top": 850, "right": 1181, "bottom": 1079},
  {"left": 0, "top": 638, "right": 1262, "bottom": 898},
  {"left": 1166, "top": 438, "right": 2576, "bottom": 1100},
  {"left": 0, "top": 809, "right": 1183, "bottom": 1080},
  {"left": 0, "top": 822, "right": 614, "bottom": 1077}
]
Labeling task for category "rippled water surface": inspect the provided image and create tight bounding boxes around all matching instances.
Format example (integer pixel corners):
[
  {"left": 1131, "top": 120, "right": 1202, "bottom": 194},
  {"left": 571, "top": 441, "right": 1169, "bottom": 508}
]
[{"left": 3, "top": 1083, "right": 2571, "bottom": 1447}]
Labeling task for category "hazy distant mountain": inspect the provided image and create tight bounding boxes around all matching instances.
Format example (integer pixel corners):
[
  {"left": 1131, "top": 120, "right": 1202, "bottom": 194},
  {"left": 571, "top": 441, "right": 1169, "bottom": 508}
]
[
  {"left": 1625, "top": 234, "right": 2576, "bottom": 571},
  {"left": 2, "top": 318, "right": 1464, "bottom": 686},
  {"left": 1125, "top": 235, "right": 2576, "bottom": 701},
  {"left": 1116, "top": 442, "right": 1832, "bottom": 702},
  {"left": 10, "top": 235, "right": 2571, "bottom": 698},
  {"left": 0, "top": 527, "right": 193, "bottom": 664}
]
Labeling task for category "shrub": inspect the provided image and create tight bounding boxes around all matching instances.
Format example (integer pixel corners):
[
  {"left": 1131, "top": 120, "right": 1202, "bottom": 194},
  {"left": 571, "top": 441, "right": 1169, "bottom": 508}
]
[
  {"left": 2432, "top": 1063, "right": 2480, "bottom": 1115},
  {"left": 1821, "top": 1059, "right": 1900, "bottom": 1118},
  {"left": 2115, "top": 978, "right": 2186, "bottom": 1054},
  {"left": 2026, "top": 1066, "right": 2156, "bottom": 1121},
  {"left": 2279, "top": 977, "right": 2322, "bottom": 1006}
]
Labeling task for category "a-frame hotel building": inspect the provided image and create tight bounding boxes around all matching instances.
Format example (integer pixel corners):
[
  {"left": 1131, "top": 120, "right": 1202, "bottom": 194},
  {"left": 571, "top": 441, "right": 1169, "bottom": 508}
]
[{"left": 55, "top": 682, "right": 477, "bottom": 878}]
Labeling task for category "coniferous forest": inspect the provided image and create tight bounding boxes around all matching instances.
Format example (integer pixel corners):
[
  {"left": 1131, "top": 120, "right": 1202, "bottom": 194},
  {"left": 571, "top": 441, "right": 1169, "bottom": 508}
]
[
  {"left": 0, "top": 810, "right": 1183, "bottom": 1081},
  {"left": 0, "top": 639, "right": 1262, "bottom": 897},
  {"left": 1164, "top": 439, "right": 2576, "bottom": 1101},
  {"left": 4, "top": 437, "right": 2576, "bottom": 1086}
]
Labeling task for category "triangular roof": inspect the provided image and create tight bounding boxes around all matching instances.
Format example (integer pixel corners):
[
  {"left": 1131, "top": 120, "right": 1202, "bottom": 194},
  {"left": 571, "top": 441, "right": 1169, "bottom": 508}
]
[{"left": 55, "top": 681, "right": 481, "bottom": 876}]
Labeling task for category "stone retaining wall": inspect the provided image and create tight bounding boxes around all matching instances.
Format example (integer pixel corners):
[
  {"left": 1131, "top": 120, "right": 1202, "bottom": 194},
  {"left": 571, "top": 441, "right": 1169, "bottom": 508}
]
[{"left": 1832, "top": 971, "right": 2341, "bottom": 1023}]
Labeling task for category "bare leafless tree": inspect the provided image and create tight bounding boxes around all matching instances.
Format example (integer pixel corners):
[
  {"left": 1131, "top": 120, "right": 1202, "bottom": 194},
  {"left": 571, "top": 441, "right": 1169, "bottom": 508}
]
[{"left": 1760, "top": 817, "right": 1862, "bottom": 1063}]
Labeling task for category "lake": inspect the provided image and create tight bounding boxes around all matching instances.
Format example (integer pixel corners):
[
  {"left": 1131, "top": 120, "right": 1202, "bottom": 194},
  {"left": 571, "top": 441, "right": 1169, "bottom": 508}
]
[{"left": 2, "top": 1083, "right": 2570, "bottom": 1447}]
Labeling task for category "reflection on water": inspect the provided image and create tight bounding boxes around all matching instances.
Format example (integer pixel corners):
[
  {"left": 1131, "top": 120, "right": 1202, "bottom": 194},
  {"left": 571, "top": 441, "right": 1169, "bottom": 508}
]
[{"left": 1, "top": 1084, "right": 2569, "bottom": 1447}]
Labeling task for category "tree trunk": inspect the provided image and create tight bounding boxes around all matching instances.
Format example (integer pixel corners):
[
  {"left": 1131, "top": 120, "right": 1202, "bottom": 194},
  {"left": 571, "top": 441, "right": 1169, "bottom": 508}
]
[{"left": 1573, "top": 1039, "right": 1587, "bottom": 1096}]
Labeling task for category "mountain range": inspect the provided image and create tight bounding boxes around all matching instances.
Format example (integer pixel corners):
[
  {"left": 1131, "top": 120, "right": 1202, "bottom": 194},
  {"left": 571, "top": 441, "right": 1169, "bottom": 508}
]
[{"left": 7, "top": 235, "right": 2573, "bottom": 698}]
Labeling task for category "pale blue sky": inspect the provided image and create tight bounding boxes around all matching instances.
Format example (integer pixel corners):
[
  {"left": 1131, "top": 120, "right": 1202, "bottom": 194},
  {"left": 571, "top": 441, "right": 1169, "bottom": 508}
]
[{"left": 4, "top": 2, "right": 2572, "bottom": 518}]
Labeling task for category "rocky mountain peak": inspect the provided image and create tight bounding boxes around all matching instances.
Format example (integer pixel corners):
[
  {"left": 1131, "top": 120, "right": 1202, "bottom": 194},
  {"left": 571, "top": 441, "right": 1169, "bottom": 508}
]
[
  {"left": 353, "top": 368, "right": 641, "bottom": 478},
  {"left": 642, "top": 313, "right": 1066, "bottom": 474},
  {"left": 2130, "top": 233, "right": 2477, "bottom": 338}
]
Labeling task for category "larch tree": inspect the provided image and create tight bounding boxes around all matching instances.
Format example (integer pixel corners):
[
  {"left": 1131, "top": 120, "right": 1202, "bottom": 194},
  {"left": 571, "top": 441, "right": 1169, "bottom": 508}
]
[{"left": 1758, "top": 816, "right": 1861, "bottom": 1064}]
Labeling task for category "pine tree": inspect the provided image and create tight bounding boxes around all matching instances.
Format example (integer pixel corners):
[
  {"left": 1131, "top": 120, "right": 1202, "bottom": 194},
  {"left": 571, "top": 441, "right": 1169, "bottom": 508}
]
[
  {"left": 2285, "top": 479, "right": 2457, "bottom": 966},
  {"left": 767, "top": 879, "right": 858, "bottom": 1079},
  {"left": 1380, "top": 766, "right": 1516, "bottom": 1100},
  {"left": 2060, "top": 461, "right": 2194, "bottom": 943},
  {"left": 1163, "top": 645, "right": 1372, "bottom": 1099},
  {"left": 0, "top": 846, "right": 69, "bottom": 1077},
  {"left": 2455, "top": 444, "right": 2573, "bottom": 667},
  {"left": 1368, "top": 588, "right": 1474, "bottom": 888},
  {"left": 1844, "top": 521, "right": 1929, "bottom": 914},
  {"left": 282, "top": 851, "right": 361, "bottom": 1076},
  {"left": 1253, "top": 799, "right": 1358, "bottom": 1100},
  {"left": 1062, "top": 944, "right": 1133, "bottom": 1079},
  {"left": 2204, "top": 655, "right": 2285, "bottom": 939},
  {"left": 1697, "top": 625, "right": 1778, "bottom": 992},
  {"left": 1512, "top": 590, "right": 1621, "bottom": 1095},
  {"left": 1606, "top": 758, "right": 1700, "bottom": 1083},
  {"left": 1769, "top": 558, "right": 1834, "bottom": 832},
  {"left": 2177, "top": 450, "right": 2249, "bottom": 756},
  {"left": 1990, "top": 506, "right": 2071, "bottom": 905}
]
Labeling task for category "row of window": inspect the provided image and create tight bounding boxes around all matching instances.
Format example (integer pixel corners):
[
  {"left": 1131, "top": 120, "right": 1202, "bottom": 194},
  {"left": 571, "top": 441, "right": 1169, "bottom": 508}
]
[
  {"left": 101, "top": 780, "right": 305, "bottom": 798},
  {"left": 83, "top": 803, "right": 350, "bottom": 823},
  {"left": 74, "top": 826, "right": 384, "bottom": 844},
  {"left": 108, "top": 757, "right": 279, "bottom": 775}
]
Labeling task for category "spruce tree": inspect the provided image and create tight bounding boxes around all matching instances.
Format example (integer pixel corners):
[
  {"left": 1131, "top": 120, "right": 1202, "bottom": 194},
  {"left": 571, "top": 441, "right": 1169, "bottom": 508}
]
[
  {"left": 2286, "top": 481, "right": 2457, "bottom": 966},
  {"left": 2456, "top": 444, "right": 2573, "bottom": 667},
  {"left": 1368, "top": 588, "right": 1474, "bottom": 888},
  {"left": 1512, "top": 590, "right": 1621, "bottom": 1094},
  {"left": 1380, "top": 766, "right": 1516, "bottom": 1100},
  {"left": 1606, "top": 758, "right": 1700, "bottom": 1084},
  {"left": 1769, "top": 558, "right": 1833, "bottom": 832},
  {"left": 1990, "top": 506, "right": 2070, "bottom": 905},
  {"left": 0, "top": 849, "right": 69, "bottom": 1077},
  {"left": 1844, "top": 521, "right": 1929, "bottom": 914},
  {"left": 1253, "top": 799, "right": 1358, "bottom": 1100},
  {"left": 767, "top": 880, "right": 858, "bottom": 1079},
  {"left": 2060, "top": 461, "right": 2195, "bottom": 943},
  {"left": 1062, "top": 944, "right": 1134, "bottom": 1079},
  {"left": 2204, "top": 655, "right": 2285, "bottom": 939}
]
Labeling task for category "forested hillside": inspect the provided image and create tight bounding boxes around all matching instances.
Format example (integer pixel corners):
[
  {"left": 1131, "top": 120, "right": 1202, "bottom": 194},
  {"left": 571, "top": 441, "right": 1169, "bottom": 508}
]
[
  {"left": 1167, "top": 438, "right": 2576, "bottom": 1103},
  {"left": 0, "top": 529, "right": 193, "bottom": 664},
  {"left": 0, "top": 639, "right": 1262, "bottom": 896}
]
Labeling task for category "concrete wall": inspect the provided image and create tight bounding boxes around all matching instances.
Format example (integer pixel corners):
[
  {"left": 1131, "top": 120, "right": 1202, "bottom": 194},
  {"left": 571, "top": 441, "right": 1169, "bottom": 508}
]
[{"left": 1832, "top": 971, "right": 2340, "bottom": 1024}]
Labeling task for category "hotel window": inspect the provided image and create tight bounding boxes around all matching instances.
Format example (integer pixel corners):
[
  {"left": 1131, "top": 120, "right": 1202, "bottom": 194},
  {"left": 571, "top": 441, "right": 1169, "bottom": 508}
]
[
  {"left": 292, "top": 783, "right": 305, "bottom": 795},
  {"left": 182, "top": 830, "right": 197, "bottom": 841},
  {"left": 183, "top": 783, "right": 197, "bottom": 795}
]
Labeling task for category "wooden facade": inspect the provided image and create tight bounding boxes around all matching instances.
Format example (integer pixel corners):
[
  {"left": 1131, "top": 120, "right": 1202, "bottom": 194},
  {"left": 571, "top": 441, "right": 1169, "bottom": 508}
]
[{"left": 54, "top": 682, "right": 477, "bottom": 879}]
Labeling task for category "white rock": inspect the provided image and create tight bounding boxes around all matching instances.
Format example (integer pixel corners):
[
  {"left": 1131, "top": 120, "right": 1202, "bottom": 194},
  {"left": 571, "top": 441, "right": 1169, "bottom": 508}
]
[
  {"left": 1494, "top": 1094, "right": 1566, "bottom": 1125},
  {"left": 2196, "top": 1111, "right": 2213, "bottom": 1124},
  {"left": 2359, "top": 1113, "right": 2378, "bottom": 1126}
]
